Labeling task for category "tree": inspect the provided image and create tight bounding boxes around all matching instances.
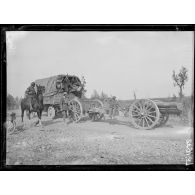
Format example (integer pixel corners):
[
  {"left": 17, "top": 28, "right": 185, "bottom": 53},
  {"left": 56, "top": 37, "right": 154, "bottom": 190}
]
[
  {"left": 7, "top": 94, "right": 17, "bottom": 110},
  {"left": 172, "top": 66, "right": 188, "bottom": 99},
  {"left": 81, "top": 76, "right": 87, "bottom": 99},
  {"left": 133, "top": 91, "right": 136, "bottom": 100},
  {"left": 172, "top": 94, "right": 177, "bottom": 101},
  {"left": 100, "top": 91, "right": 108, "bottom": 99},
  {"left": 91, "top": 90, "right": 100, "bottom": 99},
  {"left": 14, "top": 96, "right": 19, "bottom": 109}
]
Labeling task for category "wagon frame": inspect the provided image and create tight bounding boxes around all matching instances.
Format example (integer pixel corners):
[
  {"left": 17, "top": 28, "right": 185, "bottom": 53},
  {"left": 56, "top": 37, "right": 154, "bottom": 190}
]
[{"left": 34, "top": 74, "right": 104, "bottom": 122}]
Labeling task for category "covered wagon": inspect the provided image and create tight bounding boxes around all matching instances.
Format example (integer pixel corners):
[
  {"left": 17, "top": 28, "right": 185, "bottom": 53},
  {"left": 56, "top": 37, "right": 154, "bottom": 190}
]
[{"left": 34, "top": 74, "right": 103, "bottom": 122}]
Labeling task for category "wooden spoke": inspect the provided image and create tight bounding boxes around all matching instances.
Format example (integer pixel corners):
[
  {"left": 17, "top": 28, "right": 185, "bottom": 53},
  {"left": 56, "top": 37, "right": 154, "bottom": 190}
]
[
  {"left": 144, "top": 102, "right": 150, "bottom": 109},
  {"left": 147, "top": 106, "right": 154, "bottom": 111},
  {"left": 147, "top": 114, "right": 157, "bottom": 119},
  {"left": 138, "top": 102, "right": 144, "bottom": 110},
  {"left": 132, "top": 110, "right": 140, "bottom": 114},
  {"left": 144, "top": 117, "right": 150, "bottom": 127},
  {"left": 69, "top": 98, "right": 83, "bottom": 122},
  {"left": 148, "top": 111, "right": 157, "bottom": 114},
  {"left": 129, "top": 99, "right": 160, "bottom": 129},
  {"left": 133, "top": 105, "right": 142, "bottom": 111},
  {"left": 146, "top": 116, "right": 154, "bottom": 123},
  {"left": 132, "top": 113, "right": 141, "bottom": 117}
]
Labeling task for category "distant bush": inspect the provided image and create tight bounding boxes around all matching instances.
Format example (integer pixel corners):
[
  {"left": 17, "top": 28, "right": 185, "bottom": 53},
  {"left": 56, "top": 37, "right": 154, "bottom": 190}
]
[
  {"left": 7, "top": 94, "right": 17, "bottom": 110},
  {"left": 7, "top": 94, "right": 22, "bottom": 110}
]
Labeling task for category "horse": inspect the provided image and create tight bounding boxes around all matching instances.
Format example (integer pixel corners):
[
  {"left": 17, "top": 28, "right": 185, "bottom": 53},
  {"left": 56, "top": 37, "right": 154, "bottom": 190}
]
[{"left": 21, "top": 84, "right": 45, "bottom": 126}]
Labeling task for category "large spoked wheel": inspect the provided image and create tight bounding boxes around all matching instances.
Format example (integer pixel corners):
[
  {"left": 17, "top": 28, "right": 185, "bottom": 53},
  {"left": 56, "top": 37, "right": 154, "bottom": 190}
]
[
  {"left": 129, "top": 99, "right": 160, "bottom": 130},
  {"left": 90, "top": 99, "right": 104, "bottom": 121},
  {"left": 47, "top": 106, "right": 56, "bottom": 119},
  {"left": 69, "top": 98, "right": 83, "bottom": 122}
]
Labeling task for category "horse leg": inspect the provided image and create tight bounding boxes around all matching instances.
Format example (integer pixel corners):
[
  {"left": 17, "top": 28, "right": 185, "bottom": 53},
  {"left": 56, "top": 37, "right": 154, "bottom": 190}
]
[
  {"left": 62, "top": 111, "right": 66, "bottom": 123},
  {"left": 21, "top": 109, "right": 24, "bottom": 122},
  {"left": 29, "top": 110, "right": 31, "bottom": 120},
  {"left": 35, "top": 111, "right": 42, "bottom": 126},
  {"left": 39, "top": 110, "right": 43, "bottom": 126}
]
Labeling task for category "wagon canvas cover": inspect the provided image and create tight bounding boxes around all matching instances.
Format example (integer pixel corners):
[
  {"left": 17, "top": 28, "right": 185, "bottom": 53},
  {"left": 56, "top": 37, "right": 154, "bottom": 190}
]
[{"left": 34, "top": 75, "right": 60, "bottom": 96}]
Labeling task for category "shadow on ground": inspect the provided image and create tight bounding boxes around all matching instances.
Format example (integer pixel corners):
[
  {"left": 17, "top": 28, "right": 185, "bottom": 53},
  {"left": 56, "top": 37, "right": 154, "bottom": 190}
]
[
  {"left": 100, "top": 118, "right": 135, "bottom": 128},
  {"left": 42, "top": 119, "right": 63, "bottom": 127}
]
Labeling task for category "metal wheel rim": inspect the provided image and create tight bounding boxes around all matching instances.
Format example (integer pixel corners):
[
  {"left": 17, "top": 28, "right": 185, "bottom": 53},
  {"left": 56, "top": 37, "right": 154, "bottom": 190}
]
[
  {"left": 93, "top": 99, "right": 104, "bottom": 108},
  {"left": 129, "top": 99, "right": 160, "bottom": 130}
]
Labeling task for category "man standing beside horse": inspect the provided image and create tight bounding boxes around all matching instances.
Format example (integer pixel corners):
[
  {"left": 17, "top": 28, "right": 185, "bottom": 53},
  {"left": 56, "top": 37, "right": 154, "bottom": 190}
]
[
  {"left": 25, "top": 82, "right": 36, "bottom": 111},
  {"left": 109, "top": 96, "right": 118, "bottom": 119},
  {"left": 60, "top": 92, "right": 71, "bottom": 124}
]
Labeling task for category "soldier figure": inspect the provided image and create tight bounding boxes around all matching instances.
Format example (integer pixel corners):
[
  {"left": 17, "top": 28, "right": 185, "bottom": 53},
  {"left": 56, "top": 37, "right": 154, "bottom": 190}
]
[
  {"left": 60, "top": 92, "right": 70, "bottom": 124},
  {"left": 109, "top": 96, "right": 117, "bottom": 119},
  {"left": 25, "top": 82, "right": 36, "bottom": 111}
]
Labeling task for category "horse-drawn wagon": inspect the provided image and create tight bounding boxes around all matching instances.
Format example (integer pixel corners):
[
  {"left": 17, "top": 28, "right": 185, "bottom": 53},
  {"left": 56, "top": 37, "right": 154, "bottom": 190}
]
[{"left": 34, "top": 74, "right": 104, "bottom": 122}]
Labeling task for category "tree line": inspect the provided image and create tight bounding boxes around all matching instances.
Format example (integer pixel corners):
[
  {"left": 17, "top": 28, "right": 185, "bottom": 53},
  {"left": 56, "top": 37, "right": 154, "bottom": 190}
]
[
  {"left": 90, "top": 90, "right": 109, "bottom": 100},
  {"left": 7, "top": 66, "right": 192, "bottom": 109},
  {"left": 7, "top": 94, "right": 22, "bottom": 110}
]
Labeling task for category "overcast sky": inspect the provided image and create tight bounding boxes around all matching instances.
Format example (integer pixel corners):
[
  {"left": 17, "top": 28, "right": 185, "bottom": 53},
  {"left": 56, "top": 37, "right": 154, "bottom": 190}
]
[{"left": 7, "top": 31, "right": 193, "bottom": 100}]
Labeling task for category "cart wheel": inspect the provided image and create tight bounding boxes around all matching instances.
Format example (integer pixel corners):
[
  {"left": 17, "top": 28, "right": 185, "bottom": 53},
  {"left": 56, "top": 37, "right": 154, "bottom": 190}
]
[
  {"left": 47, "top": 106, "right": 56, "bottom": 119},
  {"left": 93, "top": 99, "right": 104, "bottom": 108},
  {"left": 69, "top": 98, "right": 83, "bottom": 122},
  {"left": 129, "top": 99, "right": 160, "bottom": 130}
]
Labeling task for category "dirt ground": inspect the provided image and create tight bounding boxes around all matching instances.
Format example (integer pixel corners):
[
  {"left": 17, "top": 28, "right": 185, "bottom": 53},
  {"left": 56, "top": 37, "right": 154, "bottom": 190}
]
[{"left": 6, "top": 109, "right": 193, "bottom": 165}]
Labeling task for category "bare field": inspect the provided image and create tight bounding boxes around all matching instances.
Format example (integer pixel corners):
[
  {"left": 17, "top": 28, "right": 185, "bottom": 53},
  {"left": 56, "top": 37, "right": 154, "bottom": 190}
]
[{"left": 6, "top": 109, "right": 193, "bottom": 165}]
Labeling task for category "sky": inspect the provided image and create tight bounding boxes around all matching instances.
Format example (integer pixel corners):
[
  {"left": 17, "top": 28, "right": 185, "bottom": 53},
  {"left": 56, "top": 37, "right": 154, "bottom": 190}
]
[{"left": 6, "top": 31, "right": 193, "bottom": 100}]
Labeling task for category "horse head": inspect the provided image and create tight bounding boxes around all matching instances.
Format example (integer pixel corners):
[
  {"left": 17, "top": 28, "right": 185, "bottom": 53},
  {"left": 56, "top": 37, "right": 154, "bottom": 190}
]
[{"left": 36, "top": 84, "right": 45, "bottom": 95}]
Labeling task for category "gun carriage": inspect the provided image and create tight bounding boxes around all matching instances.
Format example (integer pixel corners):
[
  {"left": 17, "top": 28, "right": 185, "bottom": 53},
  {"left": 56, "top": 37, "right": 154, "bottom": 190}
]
[
  {"left": 101, "top": 98, "right": 182, "bottom": 130},
  {"left": 128, "top": 99, "right": 182, "bottom": 130}
]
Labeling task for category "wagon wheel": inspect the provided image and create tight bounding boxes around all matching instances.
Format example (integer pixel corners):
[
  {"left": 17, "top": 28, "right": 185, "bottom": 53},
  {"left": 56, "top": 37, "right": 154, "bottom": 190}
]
[
  {"left": 129, "top": 99, "right": 160, "bottom": 130},
  {"left": 90, "top": 99, "right": 104, "bottom": 121},
  {"left": 47, "top": 106, "right": 56, "bottom": 119},
  {"left": 93, "top": 99, "right": 104, "bottom": 109},
  {"left": 69, "top": 98, "right": 83, "bottom": 122}
]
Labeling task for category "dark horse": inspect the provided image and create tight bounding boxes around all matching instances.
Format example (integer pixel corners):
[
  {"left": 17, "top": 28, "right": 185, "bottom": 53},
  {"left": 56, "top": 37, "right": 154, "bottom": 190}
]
[{"left": 21, "top": 84, "right": 45, "bottom": 126}]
